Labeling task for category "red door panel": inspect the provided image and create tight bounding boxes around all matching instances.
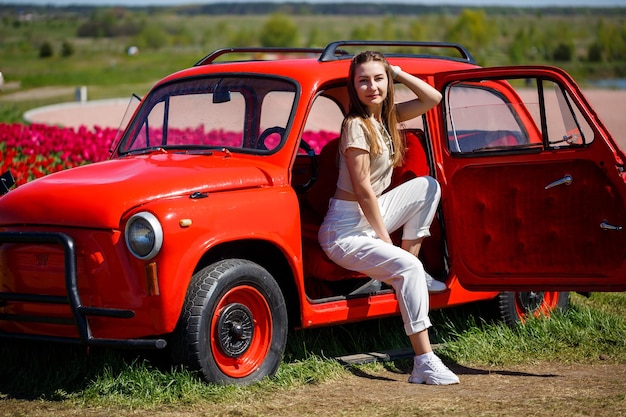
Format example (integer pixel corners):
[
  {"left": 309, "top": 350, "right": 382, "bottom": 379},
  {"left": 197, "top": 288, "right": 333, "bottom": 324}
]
[
  {"left": 433, "top": 66, "right": 626, "bottom": 291},
  {"left": 449, "top": 160, "right": 626, "bottom": 277}
]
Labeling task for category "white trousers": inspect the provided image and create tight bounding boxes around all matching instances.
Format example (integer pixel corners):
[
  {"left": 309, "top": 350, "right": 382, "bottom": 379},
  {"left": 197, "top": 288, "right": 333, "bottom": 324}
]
[{"left": 318, "top": 176, "right": 441, "bottom": 335}]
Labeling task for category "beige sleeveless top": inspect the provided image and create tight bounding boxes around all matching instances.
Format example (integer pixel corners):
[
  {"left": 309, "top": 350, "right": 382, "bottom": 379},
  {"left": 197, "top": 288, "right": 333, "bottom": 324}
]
[{"left": 336, "top": 117, "right": 394, "bottom": 197}]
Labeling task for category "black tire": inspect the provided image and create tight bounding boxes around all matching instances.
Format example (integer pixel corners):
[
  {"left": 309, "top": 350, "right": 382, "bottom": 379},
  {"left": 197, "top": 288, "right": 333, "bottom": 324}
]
[
  {"left": 171, "top": 259, "right": 288, "bottom": 385},
  {"left": 496, "top": 291, "right": 570, "bottom": 327}
]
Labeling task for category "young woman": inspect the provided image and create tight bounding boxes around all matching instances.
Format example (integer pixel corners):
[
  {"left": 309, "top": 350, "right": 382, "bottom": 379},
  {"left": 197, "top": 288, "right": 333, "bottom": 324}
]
[{"left": 318, "top": 51, "right": 459, "bottom": 385}]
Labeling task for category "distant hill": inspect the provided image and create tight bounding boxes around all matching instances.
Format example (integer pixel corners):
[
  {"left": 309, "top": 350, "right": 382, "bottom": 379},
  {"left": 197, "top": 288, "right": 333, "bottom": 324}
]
[{"left": 1, "top": 2, "right": 624, "bottom": 17}]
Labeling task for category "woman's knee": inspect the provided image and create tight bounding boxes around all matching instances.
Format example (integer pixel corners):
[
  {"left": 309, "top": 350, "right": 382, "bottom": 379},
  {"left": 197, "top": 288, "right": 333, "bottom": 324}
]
[
  {"left": 405, "top": 176, "right": 440, "bottom": 202},
  {"left": 389, "top": 258, "right": 424, "bottom": 288},
  {"left": 421, "top": 176, "right": 441, "bottom": 202}
]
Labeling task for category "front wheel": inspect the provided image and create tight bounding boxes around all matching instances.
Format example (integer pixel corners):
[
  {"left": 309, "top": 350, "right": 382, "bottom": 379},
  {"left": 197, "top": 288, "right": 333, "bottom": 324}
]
[
  {"left": 496, "top": 291, "right": 570, "bottom": 327},
  {"left": 171, "top": 259, "right": 288, "bottom": 385}
]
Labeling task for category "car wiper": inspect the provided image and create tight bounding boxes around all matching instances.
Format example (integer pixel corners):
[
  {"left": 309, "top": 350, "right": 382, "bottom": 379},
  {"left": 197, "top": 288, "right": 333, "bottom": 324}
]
[
  {"left": 169, "top": 145, "right": 221, "bottom": 155},
  {"left": 121, "top": 146, "right": 222, "bottom": 156},
  {"left": 122, "top": 147, "right": 167, "bottom": 156},
  {"left": 471, "top": 142, "right": 543, "bottom": 153}
]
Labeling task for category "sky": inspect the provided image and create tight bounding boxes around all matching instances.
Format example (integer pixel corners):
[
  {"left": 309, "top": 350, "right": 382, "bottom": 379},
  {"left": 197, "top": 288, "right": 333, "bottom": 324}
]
[{"left": 1, "top": 0, "right": 625, "bottom": 7}]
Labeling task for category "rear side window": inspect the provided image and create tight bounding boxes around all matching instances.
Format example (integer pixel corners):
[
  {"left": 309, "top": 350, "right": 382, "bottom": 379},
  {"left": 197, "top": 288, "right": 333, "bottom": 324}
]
[{"left": 444, "top": 78, "right": 594, "bottom": 155}]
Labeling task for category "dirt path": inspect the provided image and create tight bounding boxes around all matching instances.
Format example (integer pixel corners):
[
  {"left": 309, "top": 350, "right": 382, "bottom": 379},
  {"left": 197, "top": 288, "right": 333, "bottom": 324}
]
[{"left": 2, "top": 362, "right": 625, "bottom": 416}]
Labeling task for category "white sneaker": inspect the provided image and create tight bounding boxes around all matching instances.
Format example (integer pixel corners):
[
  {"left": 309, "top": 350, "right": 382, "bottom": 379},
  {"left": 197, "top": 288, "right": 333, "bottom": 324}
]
[
  {"left": 424, "top": 271, "right": 447, "bottom": 293},
  {"left": 408, "top": 353, "right": 460, "bottom": 385}
]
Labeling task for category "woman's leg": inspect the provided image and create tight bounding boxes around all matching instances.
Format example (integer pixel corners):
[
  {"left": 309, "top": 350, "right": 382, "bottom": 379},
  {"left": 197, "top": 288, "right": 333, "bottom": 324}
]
[
  {"left": 328, "top": 235, "right": 457, "bottom": 385},
  {"left": 401, "top": 238, "right": 423, "bottom": 257},
  {"left": 409, "top": 328, "right": 432, "bottom": 355},
  {"left": 380, "top": 177, "right": 446, "bottom": 292},
  {"left": 378, "top": 176, "right": 441, "bottom": 241},
  {"left": 319, "top": 192, "right": 458, "bottom": 384}
]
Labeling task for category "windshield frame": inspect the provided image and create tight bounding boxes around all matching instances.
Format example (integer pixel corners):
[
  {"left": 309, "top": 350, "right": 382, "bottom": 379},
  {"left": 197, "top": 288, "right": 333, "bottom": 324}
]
[{"left": 116, "top": 73, "right": 300, "bottom": 157}]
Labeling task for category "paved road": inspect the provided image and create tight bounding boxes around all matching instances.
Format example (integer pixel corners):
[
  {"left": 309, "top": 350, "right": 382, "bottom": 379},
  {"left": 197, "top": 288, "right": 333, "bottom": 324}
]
[{"left": 18, "top": 89, "right": 626, "bottom": 151}]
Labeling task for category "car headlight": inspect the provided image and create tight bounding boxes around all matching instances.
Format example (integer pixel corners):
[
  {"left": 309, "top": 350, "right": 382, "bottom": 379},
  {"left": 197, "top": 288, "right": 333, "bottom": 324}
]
[{"left": 125, "top": 212, "right": 163, "bottom": 260}]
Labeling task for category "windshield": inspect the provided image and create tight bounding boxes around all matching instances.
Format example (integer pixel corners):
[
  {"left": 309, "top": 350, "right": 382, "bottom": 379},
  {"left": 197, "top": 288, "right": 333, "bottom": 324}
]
[{"left": 117, "top": 75, "right": 297, "bottom": 155}]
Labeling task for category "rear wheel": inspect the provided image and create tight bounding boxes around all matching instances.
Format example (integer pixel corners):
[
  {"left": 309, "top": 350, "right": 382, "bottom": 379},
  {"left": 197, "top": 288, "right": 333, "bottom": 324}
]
[
  {"left": 171, "top": 259, "right": 288, "bottom": 385},
  {"left": 496, "top": 291, "right": 570, "bottom": 327}
]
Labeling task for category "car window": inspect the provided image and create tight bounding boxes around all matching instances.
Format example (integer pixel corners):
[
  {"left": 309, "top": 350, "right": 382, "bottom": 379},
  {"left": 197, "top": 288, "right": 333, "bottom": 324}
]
[
  {"left": 444, "top": 77, "right": 594, "bottom": 155},
  {"left": 119, "top": 76, "right": 297, "bottom": 154},
  {"left": 302, "top": 94, "right": 344, "bottom": 154},
  {"left": 526, "top": 80, "right": 594, "bottom": 148}
]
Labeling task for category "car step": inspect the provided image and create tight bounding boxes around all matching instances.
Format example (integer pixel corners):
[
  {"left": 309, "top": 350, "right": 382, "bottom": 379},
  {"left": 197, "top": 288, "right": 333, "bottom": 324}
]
[{"left": 336, "top": 344, "right": 443, "bottom": 365}]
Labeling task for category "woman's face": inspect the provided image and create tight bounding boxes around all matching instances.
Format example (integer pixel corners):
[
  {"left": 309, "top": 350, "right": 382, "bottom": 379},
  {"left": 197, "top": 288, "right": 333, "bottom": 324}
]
[{"left": 353, "top": 60, "right": 388, "bottom": 114}]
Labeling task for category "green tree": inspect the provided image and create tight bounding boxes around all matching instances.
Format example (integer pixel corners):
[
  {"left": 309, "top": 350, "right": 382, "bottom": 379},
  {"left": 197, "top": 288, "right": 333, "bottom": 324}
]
[
  {"left": 306, "top": 26, "right": 321, "bottom": 47},
  {"left": 259, "top": 13, "right": 299, "bottom": 47},
  {"left": 380, "top": 16, "right": 396, "bottom": 40},
  {"left": 408, "top": 20, "right": 425, "bottom": 42},
  {"left": 229, "top": 27, "right": 256, "bottom": 47},
  {"left": 350, "top": 23, "right": 376, "bottom": 40},
  {"left": 39, "top": 41, "right": 53, "bottom": 58},
  {"left": 587, "top": 42, "right": 603, "bottom": 63},
  {"left": 445, "top": 9, "right": 490, "bottom": 53},
  {"left": 204, "top": 21, "right": 231, "bottom": 49},
  {"left": 134, "top": 24, "right": 169, "bottom": 50},
  {"left": 170, "top": 25, "right": 194, "bottom": 47},
  {"left": 596, "top": 19, "right": 626, "bottom": 61},
  {"left": 60, "top": 40, "right": 74, "bottom": 57},
  {"left": 508, "top": 29, "right": 527, "bottom": 64},
  {"left": 552, "top": 42, "right": 573, "bottom": 62}
]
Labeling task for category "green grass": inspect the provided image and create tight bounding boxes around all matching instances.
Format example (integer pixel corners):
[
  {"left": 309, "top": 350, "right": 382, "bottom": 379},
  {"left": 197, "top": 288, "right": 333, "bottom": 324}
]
[
  {"left": 1, "top": 292, "right": 624, "bottom": 408},
  {"left": 437, "top": 294, "right": 626, "bottom": 366},
  {"left": 0, "top": 102, "right": 25, "bottom": 124}
]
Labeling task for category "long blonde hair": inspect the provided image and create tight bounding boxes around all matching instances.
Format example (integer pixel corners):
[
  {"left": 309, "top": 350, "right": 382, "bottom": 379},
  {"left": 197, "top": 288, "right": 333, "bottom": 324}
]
[{"left": 343, "top": 50, "right": 405, "bottom": 166}]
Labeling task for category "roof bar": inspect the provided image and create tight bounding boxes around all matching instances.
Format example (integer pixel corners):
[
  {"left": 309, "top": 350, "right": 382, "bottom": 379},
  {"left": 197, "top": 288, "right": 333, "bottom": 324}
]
[
  {"left": 319, "top": 40, "right": 475, "bottom": 64},
  {"left": 194, "top": 41, "right": 475, "bottom": 66},
  {"left": 195, "top": 47, "right": 327, "bottom": 66}
]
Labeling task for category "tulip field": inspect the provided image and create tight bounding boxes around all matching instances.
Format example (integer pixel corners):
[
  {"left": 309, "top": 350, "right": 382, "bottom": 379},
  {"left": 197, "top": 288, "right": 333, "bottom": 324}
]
[
  {"left": 0, "top": 123, "right": 339, "bottom": 187},
  {"left": 0, "top": 123, "right": 117, "bottom": 186}
]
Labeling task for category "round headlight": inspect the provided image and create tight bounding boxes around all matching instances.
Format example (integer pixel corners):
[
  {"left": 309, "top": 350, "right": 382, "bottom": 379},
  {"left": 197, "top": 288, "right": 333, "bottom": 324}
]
[{"left": 125, "top": 212, "right": 163, "bottom": 260}]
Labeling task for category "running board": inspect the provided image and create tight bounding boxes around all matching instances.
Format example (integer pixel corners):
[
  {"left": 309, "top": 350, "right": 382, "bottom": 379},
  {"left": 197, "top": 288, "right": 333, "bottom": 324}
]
[{"left": 336, "top": 344, "right": 443, "bottom": 365}]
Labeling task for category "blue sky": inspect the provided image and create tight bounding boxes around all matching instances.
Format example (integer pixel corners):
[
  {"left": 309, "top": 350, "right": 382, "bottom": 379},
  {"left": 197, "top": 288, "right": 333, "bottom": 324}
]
[{"left": 2, "top": 0, "right": 625, "bottom": 6}]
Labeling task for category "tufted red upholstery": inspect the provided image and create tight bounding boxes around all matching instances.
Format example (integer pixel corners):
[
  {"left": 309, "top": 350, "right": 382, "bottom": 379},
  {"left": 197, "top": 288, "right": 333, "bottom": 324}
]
[
  {"left": 302, "top": 129, "right": 432, "bottom": 282},
  {"left": 391, "top": 129, "right": 431, "bottom": 188}
]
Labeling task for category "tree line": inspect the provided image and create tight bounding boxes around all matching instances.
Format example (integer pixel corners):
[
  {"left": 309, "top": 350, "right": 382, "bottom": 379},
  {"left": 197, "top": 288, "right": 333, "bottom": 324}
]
[{"left": 3, "top": 3, "right": 625, "bottom": 78}]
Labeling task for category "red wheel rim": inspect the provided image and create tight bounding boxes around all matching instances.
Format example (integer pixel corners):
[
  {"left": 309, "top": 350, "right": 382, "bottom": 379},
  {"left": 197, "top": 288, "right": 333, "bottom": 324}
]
[
  {"left": 210, "top": 285, "right": 273, "bottom": 378},
  {"left": 514, "top": 291, "right": 560, "bottom": 322}
]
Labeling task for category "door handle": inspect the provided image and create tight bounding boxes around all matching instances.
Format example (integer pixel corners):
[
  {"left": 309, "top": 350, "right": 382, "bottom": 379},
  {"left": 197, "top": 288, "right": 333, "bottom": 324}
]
[
  {"left": 600, "top": 220, "right": 623, "bottom": 231},
  {"left": 545, "top": 174, "right": 573, "bottom": 190}
]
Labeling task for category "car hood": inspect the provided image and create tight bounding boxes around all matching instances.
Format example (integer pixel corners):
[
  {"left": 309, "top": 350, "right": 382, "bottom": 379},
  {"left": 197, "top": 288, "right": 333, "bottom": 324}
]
[{"left": 0, "top": 153, "right": 273, "bottom": 229}]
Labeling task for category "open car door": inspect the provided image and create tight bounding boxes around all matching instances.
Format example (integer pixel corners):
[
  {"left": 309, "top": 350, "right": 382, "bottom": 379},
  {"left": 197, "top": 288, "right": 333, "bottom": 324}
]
[{"left": 433, "top": 66, "right": 626, "bottom": 292}]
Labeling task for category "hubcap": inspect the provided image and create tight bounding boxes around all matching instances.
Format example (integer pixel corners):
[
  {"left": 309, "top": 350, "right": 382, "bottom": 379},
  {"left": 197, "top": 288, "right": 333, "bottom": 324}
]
[
  {"left": 216, "top": 303, "right": 254, "bottom": 358},
  {"left": 517, "top": 291, "right": 544, "bottom": 313}
]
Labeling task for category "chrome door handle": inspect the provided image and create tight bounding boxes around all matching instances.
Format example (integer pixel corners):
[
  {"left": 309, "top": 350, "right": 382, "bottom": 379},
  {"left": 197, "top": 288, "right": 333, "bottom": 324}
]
[
  {"left": 545, "top": 174, "right": 573, "bottom": 190},
  {"left": 600, "top": 220, "right": 623, "bottom": 231}
]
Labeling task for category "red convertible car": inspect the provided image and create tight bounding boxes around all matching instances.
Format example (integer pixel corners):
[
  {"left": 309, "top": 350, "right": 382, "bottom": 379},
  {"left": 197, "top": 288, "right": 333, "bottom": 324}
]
[{"left": 0, "top": 41, "right": 624, "bottom": 385}]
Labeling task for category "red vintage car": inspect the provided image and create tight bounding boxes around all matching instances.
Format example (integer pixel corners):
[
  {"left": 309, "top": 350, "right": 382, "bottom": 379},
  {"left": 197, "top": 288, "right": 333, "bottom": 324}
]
[{"left": 0, "top": 41, "right": 624, "bottom": 385}]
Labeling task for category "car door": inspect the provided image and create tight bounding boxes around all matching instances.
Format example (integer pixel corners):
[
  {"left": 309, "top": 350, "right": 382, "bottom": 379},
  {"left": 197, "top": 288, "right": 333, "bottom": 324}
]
[{"left": 433, "top": 66, "right": 626, "bottom": 292}]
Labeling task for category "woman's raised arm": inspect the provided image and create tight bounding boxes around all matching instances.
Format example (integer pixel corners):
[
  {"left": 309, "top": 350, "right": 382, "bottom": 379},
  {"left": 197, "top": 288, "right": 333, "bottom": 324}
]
[{"left": 392, "top": 67, "right": 442, "bottom": 123}]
